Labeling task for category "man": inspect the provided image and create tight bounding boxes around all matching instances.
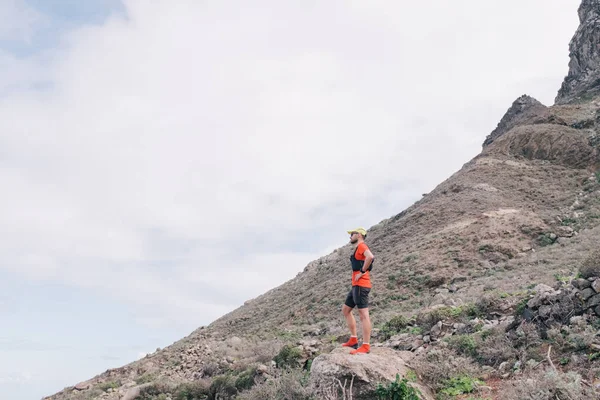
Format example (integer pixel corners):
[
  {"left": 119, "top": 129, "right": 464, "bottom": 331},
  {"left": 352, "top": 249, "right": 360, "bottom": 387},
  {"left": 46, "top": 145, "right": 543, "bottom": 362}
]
[{"left": 341, "top": 227, "right": 374, "bottom": 355}]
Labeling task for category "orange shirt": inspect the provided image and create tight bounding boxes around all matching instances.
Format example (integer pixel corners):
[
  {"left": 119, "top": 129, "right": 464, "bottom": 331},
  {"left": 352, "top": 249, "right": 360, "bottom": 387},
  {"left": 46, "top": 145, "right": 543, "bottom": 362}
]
[{"left": 352, "top": 242, "right": 372, "bottom": 288}]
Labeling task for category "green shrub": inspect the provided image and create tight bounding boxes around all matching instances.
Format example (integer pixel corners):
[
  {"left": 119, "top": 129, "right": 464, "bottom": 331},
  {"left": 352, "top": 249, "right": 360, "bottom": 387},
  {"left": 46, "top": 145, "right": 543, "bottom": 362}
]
[
  {"left": 447, "top": 335, "right": 478, "bottom": 358},
  {"left": 235, "top": 367, "right": 258, "bottom": 392},
  {"left": 135, "top": 373, "right": 156, "bottom": 384},
  {"left": 273, "top": 344, "right": 303, "bottom": 369},
  {"left": 136, "top": 381, "right": 173, "bottom": 399},
  {"left": 172, "top": 381, "right": 211, "bottom": 400},
  {"left": 97, "top": 381, "right": 121, "bottom": 392},
  {"left": 374, "top": 373, "right": 421, "bottom": 400},
  {"left": 206, "top": 375, "right": 237, "bottom": 400},
  {"left": 440, "top": 376, "right": 482, "bottom": 397}
]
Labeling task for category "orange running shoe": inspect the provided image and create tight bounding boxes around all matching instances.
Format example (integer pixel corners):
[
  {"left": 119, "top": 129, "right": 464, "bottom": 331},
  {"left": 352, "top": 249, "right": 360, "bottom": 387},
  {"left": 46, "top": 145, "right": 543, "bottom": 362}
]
[
  {"left": 341, "top": 336, "right": 358, "bottom": 349},
  {"left": 350, "top": 343, "right": 370, "bottom": 355}
]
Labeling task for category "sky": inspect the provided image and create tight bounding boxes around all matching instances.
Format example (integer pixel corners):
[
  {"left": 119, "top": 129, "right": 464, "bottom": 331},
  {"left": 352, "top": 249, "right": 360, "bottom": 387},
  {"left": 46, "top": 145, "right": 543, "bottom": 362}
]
[{"left": 0, "top": 0, "right": 581, "bottom": 398}]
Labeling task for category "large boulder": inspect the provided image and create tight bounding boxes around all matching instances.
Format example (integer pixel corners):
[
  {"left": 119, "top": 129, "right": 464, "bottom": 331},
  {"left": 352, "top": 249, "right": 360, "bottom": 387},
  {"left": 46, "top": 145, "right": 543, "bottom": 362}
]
[{"left": 309, "top": 347, "right": 434, "bottom": 400}]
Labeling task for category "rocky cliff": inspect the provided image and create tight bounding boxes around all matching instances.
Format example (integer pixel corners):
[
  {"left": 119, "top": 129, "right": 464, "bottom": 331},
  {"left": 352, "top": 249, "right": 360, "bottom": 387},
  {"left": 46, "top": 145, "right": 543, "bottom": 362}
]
[{"left": 556, "top": 0, "right": 600, "bottom": 104}]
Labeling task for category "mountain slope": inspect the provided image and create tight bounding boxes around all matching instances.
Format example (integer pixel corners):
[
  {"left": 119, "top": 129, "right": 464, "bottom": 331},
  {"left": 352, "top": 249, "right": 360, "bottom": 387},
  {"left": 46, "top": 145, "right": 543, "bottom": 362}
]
[{"left": 45, "top": 1, "right": 600, "bottom": 399}]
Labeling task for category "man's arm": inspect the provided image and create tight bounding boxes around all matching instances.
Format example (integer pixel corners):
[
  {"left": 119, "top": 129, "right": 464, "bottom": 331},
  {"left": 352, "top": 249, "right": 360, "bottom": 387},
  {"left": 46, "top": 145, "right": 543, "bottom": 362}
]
[{"left": 361, "top": 249, "right": 374, "bottom": 272}]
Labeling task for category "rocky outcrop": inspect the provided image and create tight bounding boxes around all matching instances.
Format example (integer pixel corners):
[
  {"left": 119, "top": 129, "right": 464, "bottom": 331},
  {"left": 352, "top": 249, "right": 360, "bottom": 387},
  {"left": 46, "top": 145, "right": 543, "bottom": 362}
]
[
  {"left": 556, "top": 0, "right": 600, "bottom": 104},
  {"left": 508, "top": 278, "right": 600, "bottom": 337},
  {"left": 483, "top": 95, "right": 547, "bottom": 147},
  {"left": 309, "top": 347, "right": 434, "bottom": 400}
]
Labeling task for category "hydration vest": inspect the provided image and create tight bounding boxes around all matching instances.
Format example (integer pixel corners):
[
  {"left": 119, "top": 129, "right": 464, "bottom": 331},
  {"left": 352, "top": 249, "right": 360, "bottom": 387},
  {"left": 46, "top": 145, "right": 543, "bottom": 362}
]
[{"left": 350, "top": 246, "right": 373, "bottom": 272}]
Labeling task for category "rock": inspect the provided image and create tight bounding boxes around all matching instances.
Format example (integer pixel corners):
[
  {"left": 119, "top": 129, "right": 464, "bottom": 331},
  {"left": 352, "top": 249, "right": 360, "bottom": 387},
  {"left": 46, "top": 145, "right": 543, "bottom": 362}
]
[
  {"left": 527, "top": 284, "right": 560, "bottom": 309},
  {"left": 498, "top": 362, "right": 509, "bottom": 372},
  {"left": 556, "top": 0, "right": 600, "bottom": 104},
  {"left": 257, "top": 364, "right": 269, "bottom": 374},
  {"left": 411, "top": 339, "right": 425, "bottom": 351},
  {"left": 299, "top": 339, "right": 319, "bottom": 348},
  {"left": 586, "top": 294, "right": 600, "bottom": 309},
  {"left": 448, "top": 285, "right": 458, "bottom": 293},
  {"left": 557, "top": 226, "right": 574, "bottom": 237},
  {"left": 430, "top": 321, "right": 443, "bottom": 338},
  {"left": 539, "top": 305, "right": 552, "bottom": 318},
  {"left": 74, "top": 381, "right": 92, "bottom": 390},
  {"left": 593, "top": 279, "right": 600, "bottom": 293},
  {"left": 573, "top": 278, "right": 592, "bottom": 290},
  {"left": 423, "top": 335, "right": 431, "bottom": 343},
  {"left": 595, "top": 306, "right": 600, "bottom": 316},
  {"left": 483, "top": 95, "right": 546, "bottom": 146},
  {"left": 580, "top": 288, "right": 596, "bottom": 301},
  {"left": 309, "top": 347, "right": 434, "bottom": 400}
]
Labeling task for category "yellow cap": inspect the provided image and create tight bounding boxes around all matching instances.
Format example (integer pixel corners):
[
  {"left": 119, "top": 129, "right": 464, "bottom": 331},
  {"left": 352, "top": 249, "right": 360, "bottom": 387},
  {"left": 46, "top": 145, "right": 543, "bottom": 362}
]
[{"left": 347, "top": 228, "right": 367, "bottom": 236}]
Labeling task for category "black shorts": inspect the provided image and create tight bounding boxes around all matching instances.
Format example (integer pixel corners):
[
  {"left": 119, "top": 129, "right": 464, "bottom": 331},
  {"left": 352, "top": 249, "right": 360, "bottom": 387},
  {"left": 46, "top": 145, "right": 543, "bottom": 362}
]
[{"left": 344, "top": 286, "right": 370, "bottom": 309}]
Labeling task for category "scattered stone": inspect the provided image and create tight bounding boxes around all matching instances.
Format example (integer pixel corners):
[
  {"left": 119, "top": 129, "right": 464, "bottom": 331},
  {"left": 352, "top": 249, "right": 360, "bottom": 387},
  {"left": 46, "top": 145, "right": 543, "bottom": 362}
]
[
  {"left": 411, "top": 339, "right": 425, "bottom": 351},
  {"left": 430, "top": 321, "right": 443, "bottom": 337},
  {"left": 573, "top": 278, "right": 592, "bottom": 290},
  {"left": 538, "top": 305, "right": 552, "bottom": 318},
  {"left": 74, "top": 381, "right": 92, "bottom": 391},
  {"left": 257, "top": 364, "right": 268, "bottom": 374},
  {"left": 593, "top": 279, "right": 600, "bottom": 293},
  {"left": 498, "top": 362, "right": 509, "bottom": 372},
  {"left": 580, "top": 288, "right": 596, "bottom": 301},
  {"left": 586, "top": 294, "right": 600, "bottom": 309}
]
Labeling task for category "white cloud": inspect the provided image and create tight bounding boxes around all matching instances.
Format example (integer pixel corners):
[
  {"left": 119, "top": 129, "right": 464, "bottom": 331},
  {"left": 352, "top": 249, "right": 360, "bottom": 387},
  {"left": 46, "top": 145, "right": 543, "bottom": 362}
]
[
  {"left": 0, "top": 0, "right": 43, "bottom": 42},
  {"left": 0, "top": 0, "right": 581, "bottom": 329}
]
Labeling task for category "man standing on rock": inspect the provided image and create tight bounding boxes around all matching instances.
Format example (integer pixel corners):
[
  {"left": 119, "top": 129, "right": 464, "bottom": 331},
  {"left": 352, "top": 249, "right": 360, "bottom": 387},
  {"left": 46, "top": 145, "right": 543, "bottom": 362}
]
[{"left": 341, "top": 227, "right": 374, "bottom": 355}]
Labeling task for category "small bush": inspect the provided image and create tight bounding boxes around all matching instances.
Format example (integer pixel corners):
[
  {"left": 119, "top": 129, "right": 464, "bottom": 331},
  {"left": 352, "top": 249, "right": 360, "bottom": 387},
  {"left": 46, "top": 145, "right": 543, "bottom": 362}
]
[
  {"left": 580, "top": 249, "right": 600, "bottom": 278},
  {"left": 235, "top": 367, "right": 258, "bottom": 392},
  {"left": 97, "top": 381, "right": 121, "bottom": 392},
  {"left": 411, "top": 348, "right": 480, "bottom": 392},
  {"left": 380, "top": 315, "right": 413, "bottom": 340},
  {"left": 440, "top": 375, "right": 482, "bottom": 397},
  {"left": 135, "top": 373, "right": 156, "bottom": 384},
  {"left": 373, "top": 373, "right": 421, "bottom": 400},
  {"left": 500, "top": 369, "right": 600, "bottom": 399},
  {"left": 274, "top": 344, "right": 303, "bottom": 369},
  {"left": 206, "top": 375, "right": 237, "bottom": 400},
  {"left": 447, "top": 335, "right": 478, "bottom": 358},
  {"left": 202, "top": 362, "right": 221, "bottom": 378},
  {"left": 476, "top": 328, "right": 518, "bottom": 367},
  {"left": 237, "top": 370, "right": 312, "bottom": 400}
]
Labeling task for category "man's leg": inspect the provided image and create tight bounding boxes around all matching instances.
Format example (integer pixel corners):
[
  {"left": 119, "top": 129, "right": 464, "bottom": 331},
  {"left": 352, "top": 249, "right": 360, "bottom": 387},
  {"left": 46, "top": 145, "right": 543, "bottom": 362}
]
[
  {"left": 341, "top": 290, "right": 359, "bottom": 349},
  {"left": 350, "top": 287, "right": 371, "bottom": 354},
  {"left": 342, "top": 304, "right": 357, "bottom": 337},
  {"left": 358, "top": 307, "right": 371, "bottom": 344}
]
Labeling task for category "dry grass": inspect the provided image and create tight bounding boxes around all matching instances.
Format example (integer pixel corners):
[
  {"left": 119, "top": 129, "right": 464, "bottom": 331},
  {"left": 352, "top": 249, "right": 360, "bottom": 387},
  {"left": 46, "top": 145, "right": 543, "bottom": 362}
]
[
  {"left": 499, "top": 368, "right": 600, "bottom": 400},
  {"left": 411, "top": 348, "right": 481, "bottom": 392},
  {"left": 236, "top": 369, "right": 313, "bottom": 400},
  {"left": 579, "top": 248, "right": 600, "bottom": 278}
]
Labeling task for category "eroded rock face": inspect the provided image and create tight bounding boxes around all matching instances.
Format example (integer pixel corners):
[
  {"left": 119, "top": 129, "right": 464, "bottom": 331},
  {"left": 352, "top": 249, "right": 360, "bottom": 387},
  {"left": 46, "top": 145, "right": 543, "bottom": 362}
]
[
  {"left": 483, "top": 95, "right": 547, "bottom": 147},
  {"left": 556, "top": 0, "right": 600, "bottom": 104},
  {"left": 309, "top": 347, "right": 434, "bottom": 400}
]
